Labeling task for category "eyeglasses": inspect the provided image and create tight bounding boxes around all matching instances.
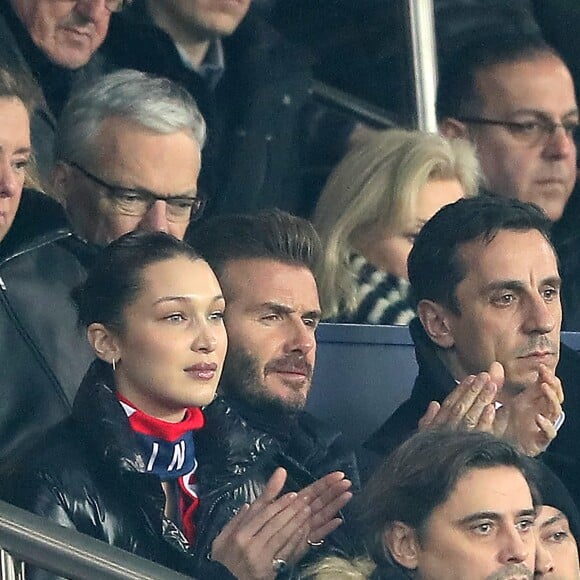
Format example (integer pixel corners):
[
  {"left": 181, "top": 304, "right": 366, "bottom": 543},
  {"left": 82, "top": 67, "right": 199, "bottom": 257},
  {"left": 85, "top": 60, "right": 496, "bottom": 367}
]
[
  {"left": 68, "top": 161, "right": 206, "bottom": 223},
  {"left": 455, "top": 116, "right": 580, "bottom": 146},
  {"left": 96, "top": 0, "right": 130, "bottom": 13}
]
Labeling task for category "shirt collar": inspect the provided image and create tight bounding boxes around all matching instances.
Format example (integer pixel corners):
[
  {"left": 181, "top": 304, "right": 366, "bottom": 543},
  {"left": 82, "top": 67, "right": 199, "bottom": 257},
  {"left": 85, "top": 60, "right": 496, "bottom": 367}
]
[{"left": 175, "top": 37, "right": 225, "bottom": 90}]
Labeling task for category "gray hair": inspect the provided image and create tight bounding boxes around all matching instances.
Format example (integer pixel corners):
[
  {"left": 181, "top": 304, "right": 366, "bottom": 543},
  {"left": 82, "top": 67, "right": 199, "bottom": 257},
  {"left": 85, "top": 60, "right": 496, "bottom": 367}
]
[{"left": 55, "top": 69, "right": 206, "bottom": 165}]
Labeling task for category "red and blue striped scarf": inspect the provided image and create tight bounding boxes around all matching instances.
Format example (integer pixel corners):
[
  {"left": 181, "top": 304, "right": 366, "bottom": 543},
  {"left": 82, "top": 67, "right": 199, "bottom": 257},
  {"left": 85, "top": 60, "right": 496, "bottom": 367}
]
[{"left": 117, "top": 394, "right": 204, "bottom": 545}]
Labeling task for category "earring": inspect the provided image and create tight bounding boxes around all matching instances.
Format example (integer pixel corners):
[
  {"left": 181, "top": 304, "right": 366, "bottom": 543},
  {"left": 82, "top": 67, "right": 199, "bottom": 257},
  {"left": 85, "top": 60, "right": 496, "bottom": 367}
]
[{"left": 112, "top": 358, "right": 116, "bottom": 372}]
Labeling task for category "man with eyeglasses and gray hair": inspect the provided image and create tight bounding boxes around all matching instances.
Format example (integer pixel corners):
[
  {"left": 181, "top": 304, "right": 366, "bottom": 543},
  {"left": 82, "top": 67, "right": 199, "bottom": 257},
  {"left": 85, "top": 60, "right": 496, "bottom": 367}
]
[
  {"left": 0, "top": 0, "right": 131, "bottom": 182},
  {"left": 0, "top": 69, "right": 206, "bottom": 465},
  {"left": 52, "top": 69, "right": 207, "bottom": 246}
]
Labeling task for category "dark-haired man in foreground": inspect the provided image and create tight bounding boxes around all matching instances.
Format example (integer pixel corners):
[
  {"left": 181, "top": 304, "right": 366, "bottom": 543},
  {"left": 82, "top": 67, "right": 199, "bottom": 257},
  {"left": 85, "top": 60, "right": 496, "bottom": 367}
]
[{"left": 307, "top": 430, "right": 538, "bottom": 580}]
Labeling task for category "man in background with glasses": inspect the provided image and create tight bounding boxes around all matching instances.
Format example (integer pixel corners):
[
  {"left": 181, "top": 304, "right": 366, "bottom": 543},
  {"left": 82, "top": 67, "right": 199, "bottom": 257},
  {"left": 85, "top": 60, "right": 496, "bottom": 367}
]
[
  {"left": 438, "top": 33, "right": 577, "bottom": 224},
  {"left": 52, "top": 69, "right": 207, "bottom": 246},
  {"left": 0, "top": 0, "right": 129, "bottom": 183},
  {"left": 437, "top": 33, "right": 580, "bottom": 330},
  {"left": 0, "top": 69, "right": 207, "bottom": 463}
]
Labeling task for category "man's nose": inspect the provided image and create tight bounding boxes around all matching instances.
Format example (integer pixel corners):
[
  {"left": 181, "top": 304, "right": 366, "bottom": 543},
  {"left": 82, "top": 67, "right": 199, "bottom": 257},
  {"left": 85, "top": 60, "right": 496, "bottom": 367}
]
[
  {"left": 74, "top": 0, "right": 111, "bottom": 22},
  {"left": 138, "top": 200, "right": 170, "bottom": 234},
  {"left": 498, "top": 527, "right": 530, "bottom": 565},
  {"left": 542, "top": 124, "right": 576, "bottom": 160},
  {"left": 523, "top": 294, "right": 557, "bottom": 335},
  {"left": 284, "top": 320, "right": 315, "bottom": 355},
  {"left": 534, "top": 538, "right": 555, "bottom": 576}
]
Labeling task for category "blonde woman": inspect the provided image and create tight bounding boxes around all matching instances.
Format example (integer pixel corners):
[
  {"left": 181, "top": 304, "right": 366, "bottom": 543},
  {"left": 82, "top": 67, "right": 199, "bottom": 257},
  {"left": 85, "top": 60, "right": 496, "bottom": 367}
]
[{"left": 313, "top": 129, "right": 479, "bottom": 325}]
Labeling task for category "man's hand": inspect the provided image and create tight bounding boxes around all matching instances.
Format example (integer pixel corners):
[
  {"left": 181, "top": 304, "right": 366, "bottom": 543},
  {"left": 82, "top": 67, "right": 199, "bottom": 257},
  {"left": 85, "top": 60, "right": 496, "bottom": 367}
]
[
  {"left": 211, "top": 468, "right": 311, "bottom": 580},
  {"left": 210, "top": 469, "right": 353, "bottom": 579},
  {"left": 296, "top": 471, "right": 352, "bottom": 544},
  {"left": 418, "top": 362, "right": 504, "bottom": 432},
  {"left": 496, "top": 364, "right": 563, "bottom": 457}
]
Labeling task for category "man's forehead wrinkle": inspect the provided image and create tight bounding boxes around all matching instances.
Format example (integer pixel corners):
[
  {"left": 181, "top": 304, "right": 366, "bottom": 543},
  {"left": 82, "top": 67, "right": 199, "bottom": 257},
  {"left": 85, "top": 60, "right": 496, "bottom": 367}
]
[
  {"left": 481, "top": 275, "right": 561, "bottom": 293},
  {"left": 475, "top": 56, "right": 575, "bottom": 107},
  {"left": 503, "top": 107, "right": 579, "bottom": 119},
  {"left": 457, "top": 231, "right": 558, "bottom": 278}
]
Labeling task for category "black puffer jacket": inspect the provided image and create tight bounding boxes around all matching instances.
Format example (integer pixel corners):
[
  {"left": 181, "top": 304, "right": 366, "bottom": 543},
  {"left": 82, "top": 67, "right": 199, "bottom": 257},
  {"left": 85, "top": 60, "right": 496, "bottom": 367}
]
[
  {"left": 193, "top": 395, "right": 361, "bottom": 578},
  {"left": 0, "top": 189, "right": 95, "bottom": 462},
  {"left": 2, "top": 359, "right": 202, "bottom": 579}
]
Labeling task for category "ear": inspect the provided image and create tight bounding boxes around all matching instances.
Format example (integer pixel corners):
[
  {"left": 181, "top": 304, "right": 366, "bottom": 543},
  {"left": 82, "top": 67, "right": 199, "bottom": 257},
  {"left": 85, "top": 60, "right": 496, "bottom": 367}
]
[
  {"left": 50, "top": 162, "right": 72, "bottom": 207},
  {"left": 417, "top": 299, "right": 455, "bottom": 349},
  {"left": 439, "top": 117, "right": 469, "bottom": 140},
  {"left": 87, "top": 323, "right": 121, "bottom": 364},
  {"left": 383, "top": 522, "right": 420, "bottom": 570}
]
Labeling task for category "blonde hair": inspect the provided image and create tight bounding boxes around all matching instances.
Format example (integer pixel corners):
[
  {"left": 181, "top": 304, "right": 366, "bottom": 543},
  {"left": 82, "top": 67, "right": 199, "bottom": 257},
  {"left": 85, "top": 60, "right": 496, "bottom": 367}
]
[
  {"left": 313, "top": 129, "right": 480, "bottom": 318},
  {"left": 301, "top": 555, "right": 376, "bottom": 580}
]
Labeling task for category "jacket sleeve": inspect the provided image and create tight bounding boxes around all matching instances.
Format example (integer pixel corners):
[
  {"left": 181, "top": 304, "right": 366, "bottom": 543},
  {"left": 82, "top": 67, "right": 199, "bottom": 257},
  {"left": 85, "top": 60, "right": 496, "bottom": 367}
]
[
  {"left": 4, "top": 471, "right": 79, "bottom": 580},
  {"left": 192, "top": 478, "right": 265, "bottom": 579}
]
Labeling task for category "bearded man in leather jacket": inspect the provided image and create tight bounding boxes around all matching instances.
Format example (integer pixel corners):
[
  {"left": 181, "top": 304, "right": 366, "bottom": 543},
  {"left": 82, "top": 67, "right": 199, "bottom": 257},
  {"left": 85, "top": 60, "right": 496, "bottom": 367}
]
[{"left": 189, "top": 209, "right": 360, "bottom": 578}]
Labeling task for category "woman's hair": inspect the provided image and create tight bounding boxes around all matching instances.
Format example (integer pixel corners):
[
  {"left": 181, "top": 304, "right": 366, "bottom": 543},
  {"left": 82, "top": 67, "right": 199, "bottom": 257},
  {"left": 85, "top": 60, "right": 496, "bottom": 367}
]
[
  {"left": 312, "top": 129, "right": 480, "bottom": 319},
  {"left": 0, "top": 67, "right": 42, "bottom": 191},
  {"left": 72, "top": 231, "right": 201, "bottom": 332},
  {"left": 0, "top": 67, "right": 36, "bottom": 111},
  {"left": 301, "top": 556, "right": 376, "bottom": 579}
]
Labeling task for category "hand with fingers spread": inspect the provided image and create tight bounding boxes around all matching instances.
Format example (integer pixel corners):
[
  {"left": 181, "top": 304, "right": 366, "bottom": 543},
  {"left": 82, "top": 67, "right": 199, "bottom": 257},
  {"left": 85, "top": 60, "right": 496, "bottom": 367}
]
[
  {"left": 296, "top": 471, "right": 353, "bottom": 545},
  {"left": 211, "top": 467, "right": 311, "bottom": 580},
  {"left": 495, "top": 363, "right": 563, "bottom": 457},
  {"left": 418, "top": 362, "right": 504, "bottom": 433}
]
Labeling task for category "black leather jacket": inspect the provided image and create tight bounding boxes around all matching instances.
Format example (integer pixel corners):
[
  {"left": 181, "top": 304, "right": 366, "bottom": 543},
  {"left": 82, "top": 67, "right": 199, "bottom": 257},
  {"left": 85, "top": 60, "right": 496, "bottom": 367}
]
[
  {"left": 192, "top": 395, "right": 361, "bottom": 578},
  {"left": 0, "top": 190, "right": 95, "bottom": 461},
  {"left": 2, "top": 359, "right": 201, "bottom": 579}
]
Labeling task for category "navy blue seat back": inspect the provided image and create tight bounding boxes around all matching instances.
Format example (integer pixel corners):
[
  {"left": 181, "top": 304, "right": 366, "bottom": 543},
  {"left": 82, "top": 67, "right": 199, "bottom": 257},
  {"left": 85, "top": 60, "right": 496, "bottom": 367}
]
[{"left": 307, "top": 323, "right": 580, "bottom": 447}]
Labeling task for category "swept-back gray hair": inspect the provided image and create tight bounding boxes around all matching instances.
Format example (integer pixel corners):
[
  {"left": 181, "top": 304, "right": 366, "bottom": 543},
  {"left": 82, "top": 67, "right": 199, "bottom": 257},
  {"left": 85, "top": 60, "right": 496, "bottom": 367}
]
[{"left": 55, "top": 69, "right": 206, "bottom": 165}]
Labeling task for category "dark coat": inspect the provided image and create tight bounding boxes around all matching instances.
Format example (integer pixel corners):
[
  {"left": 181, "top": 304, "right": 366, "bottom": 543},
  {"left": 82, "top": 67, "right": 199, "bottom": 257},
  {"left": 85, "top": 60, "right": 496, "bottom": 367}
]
[
  {"left": 0, "top": 190, "right": 95, "bottom": 461},
  {"left": 0, "top": 0, "right": 106, "bottom": 182},
  {"left": 2, "top": 359, "right": 202, "bottom": 579},
  {"left": 192, "top": 395, "right": 361, "bottom": 578},
  {"left": 364, "top": 318, "right": 580, "bottom": 508},
  {"left": 103, "top": 3, "right": 332, "bottom": 219}
]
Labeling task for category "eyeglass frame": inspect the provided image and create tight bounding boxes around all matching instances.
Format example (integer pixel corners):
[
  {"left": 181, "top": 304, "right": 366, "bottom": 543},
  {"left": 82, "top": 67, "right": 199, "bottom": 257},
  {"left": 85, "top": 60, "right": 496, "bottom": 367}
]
[
  {"left": 455, "top": 116, "right": 580, "bottom": 146},
  {"left": 81, "top": 0, "right": 130, "bottom": 13},
  {"left": 66, "top": 160, "right": 206, "bottom": 222}
]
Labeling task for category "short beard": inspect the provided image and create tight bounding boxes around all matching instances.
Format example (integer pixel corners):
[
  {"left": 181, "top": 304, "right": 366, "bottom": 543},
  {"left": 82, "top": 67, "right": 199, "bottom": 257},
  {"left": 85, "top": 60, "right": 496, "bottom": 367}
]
[{"left": 219, "top": 344, "right": 307, "bottom": 414}]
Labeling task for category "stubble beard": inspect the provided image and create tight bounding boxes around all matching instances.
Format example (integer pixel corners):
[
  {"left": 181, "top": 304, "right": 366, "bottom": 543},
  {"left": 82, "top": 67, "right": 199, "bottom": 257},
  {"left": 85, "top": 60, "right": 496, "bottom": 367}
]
[{"left": 219, "top": 344, "right": 310, "bottom": 414}]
